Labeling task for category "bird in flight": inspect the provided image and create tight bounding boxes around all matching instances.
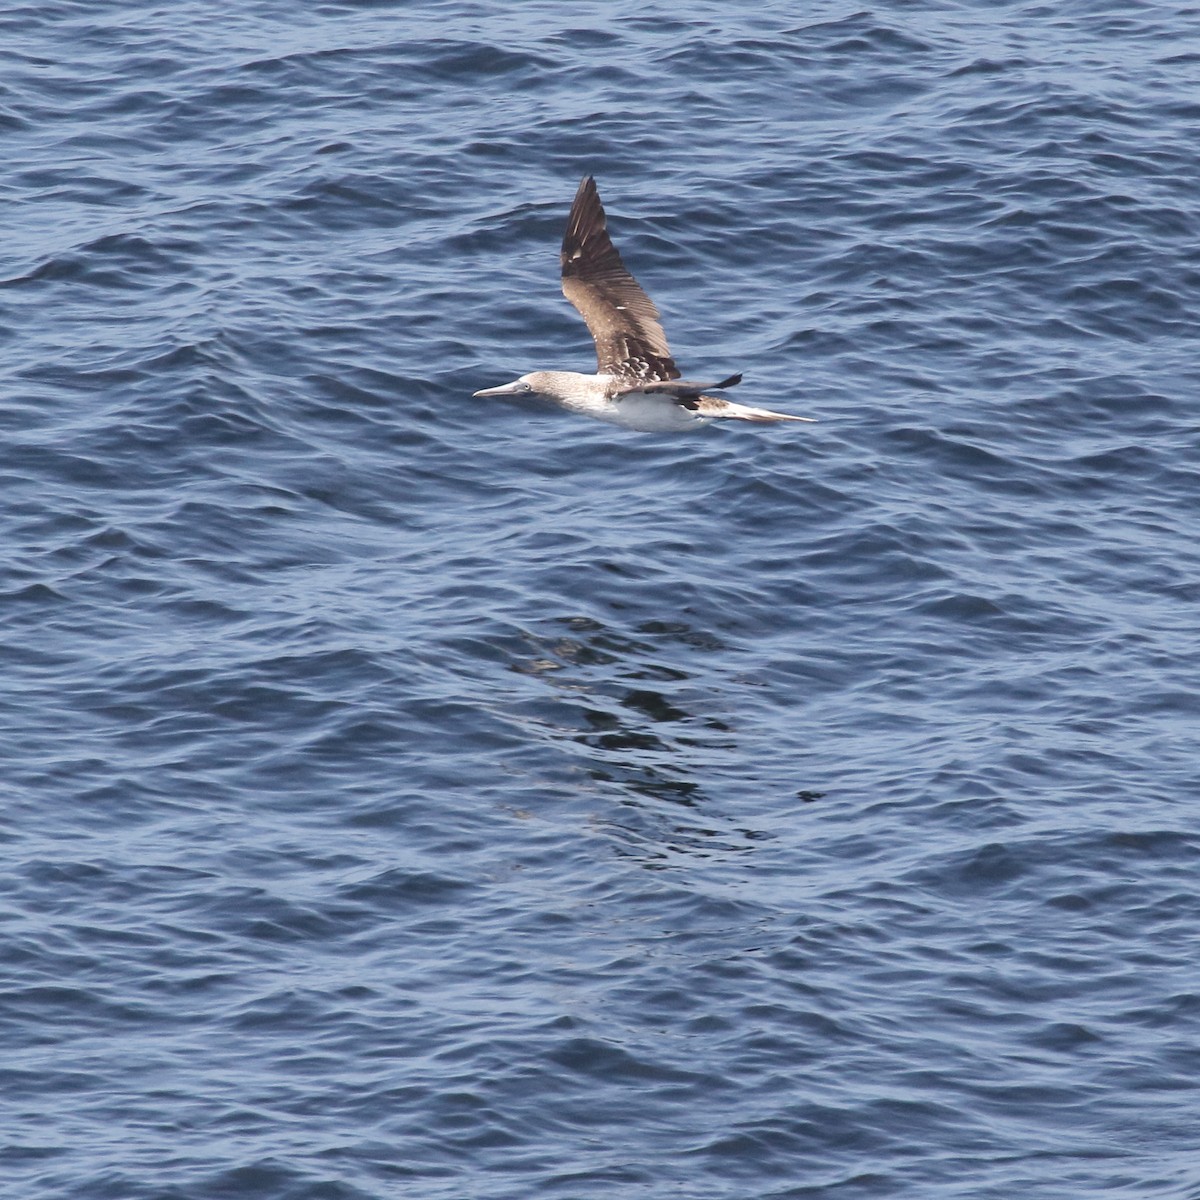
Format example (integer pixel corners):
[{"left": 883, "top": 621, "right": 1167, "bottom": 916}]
[{"left": 474, "top": 177, "right": 815, "bottom": 433}]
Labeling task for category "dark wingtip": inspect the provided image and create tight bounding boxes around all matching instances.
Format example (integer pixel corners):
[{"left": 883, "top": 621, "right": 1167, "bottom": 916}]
[
  {"left": 714, "top": 372, "right": 743, "bottom": 389},
  {"left": 563, "top": 175, "right": 608, "bottom": 264}
]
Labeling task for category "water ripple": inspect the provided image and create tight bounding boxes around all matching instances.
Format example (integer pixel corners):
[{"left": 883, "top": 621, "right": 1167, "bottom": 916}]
[{"left": 3, "top": 2, "right": 1200, "bottom": 1198}]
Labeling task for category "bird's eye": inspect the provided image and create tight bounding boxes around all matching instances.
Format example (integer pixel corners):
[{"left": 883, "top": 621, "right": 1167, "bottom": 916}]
[{"left": 520, "top": 382, "right": 533, "bottom": 392}]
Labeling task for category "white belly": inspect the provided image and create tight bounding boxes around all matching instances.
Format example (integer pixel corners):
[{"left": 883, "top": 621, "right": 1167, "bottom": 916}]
[{"left": 581, "top": 392, "right": 708, "bottom": 433}]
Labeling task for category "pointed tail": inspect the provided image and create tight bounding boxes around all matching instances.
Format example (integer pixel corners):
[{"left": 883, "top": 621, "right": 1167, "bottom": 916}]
[{"left": 692, "top": 396, "right": 816, "bottom": 424}]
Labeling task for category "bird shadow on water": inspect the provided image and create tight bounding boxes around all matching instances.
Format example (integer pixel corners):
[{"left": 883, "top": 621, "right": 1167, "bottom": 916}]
[{"left": 509, "top": 613, "right": 780, "bottom": 866}]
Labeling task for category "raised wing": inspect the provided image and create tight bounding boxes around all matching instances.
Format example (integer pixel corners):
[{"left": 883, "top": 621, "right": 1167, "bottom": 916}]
[{"left": 560, "top": 176, "right": 680, "bottom": 382}]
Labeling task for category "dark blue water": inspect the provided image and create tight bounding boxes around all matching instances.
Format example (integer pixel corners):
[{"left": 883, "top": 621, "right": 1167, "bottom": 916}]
[{"left": 4, "top": 2, "right": 1200, "bottom": 1197}]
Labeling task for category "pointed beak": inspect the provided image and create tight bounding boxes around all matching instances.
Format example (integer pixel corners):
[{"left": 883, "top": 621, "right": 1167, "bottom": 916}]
[{"left": 473, "top": 381, "right": 524, "bottom": 397}]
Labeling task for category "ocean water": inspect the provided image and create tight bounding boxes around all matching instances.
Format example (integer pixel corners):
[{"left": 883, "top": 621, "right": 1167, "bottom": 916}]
[{"left": 4, "top": 1, "right": 1200, "bottom": 1197}]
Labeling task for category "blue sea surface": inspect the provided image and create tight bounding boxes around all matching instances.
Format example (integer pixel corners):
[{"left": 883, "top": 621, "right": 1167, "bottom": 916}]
[{"left": 3, "top": 2, "right": 1200, "bottom": 1197}]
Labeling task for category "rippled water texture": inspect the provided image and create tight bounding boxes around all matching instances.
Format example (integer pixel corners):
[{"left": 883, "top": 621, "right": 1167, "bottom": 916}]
[{"left": 4, "top": 2, "right": 1200, "bottom": 1197}]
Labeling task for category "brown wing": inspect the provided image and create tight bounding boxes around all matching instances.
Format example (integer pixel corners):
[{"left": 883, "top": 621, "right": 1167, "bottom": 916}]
[{"left": 560, "top": 176, "right": 680, "bottom": 382}]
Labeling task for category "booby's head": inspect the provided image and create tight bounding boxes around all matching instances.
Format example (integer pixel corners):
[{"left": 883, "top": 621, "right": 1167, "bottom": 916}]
[{"left": 473, "top": 374, "right": 539, "bottom": 399}]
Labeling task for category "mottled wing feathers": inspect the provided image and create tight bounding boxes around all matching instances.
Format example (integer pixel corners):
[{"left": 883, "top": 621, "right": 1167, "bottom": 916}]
[{"left": 560, "top": 176, "right": 680, "bottom": 382}]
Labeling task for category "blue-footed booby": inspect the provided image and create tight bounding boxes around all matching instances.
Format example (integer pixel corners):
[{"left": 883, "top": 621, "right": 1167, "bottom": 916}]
[{"left": 474, "top": 177, "right": 815, "bottom": 433}]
